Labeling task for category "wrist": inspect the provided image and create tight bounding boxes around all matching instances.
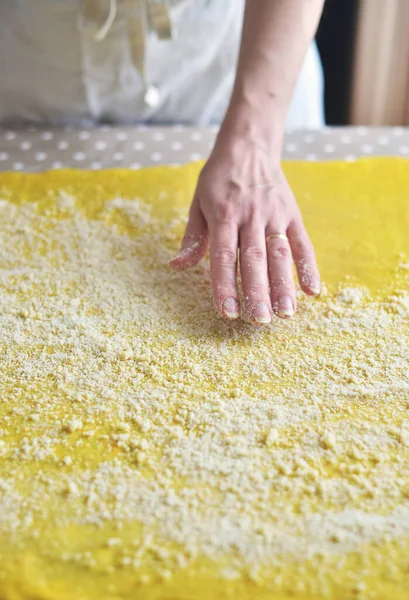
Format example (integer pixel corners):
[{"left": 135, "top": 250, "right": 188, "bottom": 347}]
[{"left": 218, "top": 93, "right": 286, "bottom": 158}]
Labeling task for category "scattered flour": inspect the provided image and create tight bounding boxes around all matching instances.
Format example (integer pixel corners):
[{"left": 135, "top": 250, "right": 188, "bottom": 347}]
[{"left": 0, "top": 191, "right": 408, "bottom": 591}]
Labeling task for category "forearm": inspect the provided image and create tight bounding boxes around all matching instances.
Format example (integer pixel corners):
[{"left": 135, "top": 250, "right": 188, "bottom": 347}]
[{"left": 221, "top": 0, "right": 325, "bottom": 153}]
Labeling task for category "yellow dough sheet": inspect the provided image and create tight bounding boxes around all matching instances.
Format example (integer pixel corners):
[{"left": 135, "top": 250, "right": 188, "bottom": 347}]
[{"left": 0, "top": 158, "right": 409, "bottom": 600}]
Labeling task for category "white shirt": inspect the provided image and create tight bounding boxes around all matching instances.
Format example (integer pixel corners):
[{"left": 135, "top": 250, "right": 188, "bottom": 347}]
[{"left": 0, "top": 0, "right": 324, "bottom": 127}]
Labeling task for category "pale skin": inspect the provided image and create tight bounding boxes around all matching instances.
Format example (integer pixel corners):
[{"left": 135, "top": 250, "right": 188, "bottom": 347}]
[{"left": 170, "top": 0, "right": 325, "bottom": 325}]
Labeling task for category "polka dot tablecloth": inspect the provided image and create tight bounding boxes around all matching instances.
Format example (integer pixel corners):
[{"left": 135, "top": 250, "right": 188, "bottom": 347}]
[{"left": 1, "top": 125, "right": 409, "bottom": 171}]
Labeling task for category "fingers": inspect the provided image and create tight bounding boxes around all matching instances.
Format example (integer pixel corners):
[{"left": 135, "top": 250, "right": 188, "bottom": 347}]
[
  {"left": 287, "top": 219, "right": 320, "bottom": 296},
  {"left": 171, "top": 185, "right": 319, "bottom": 326},
  {"left": 209, "top": 222, "right": 240, "bottom": 320},
  {"left": 169, "top": 201, "right": 208, "bottom": 271},
  {"left": 266, "top": 232, "right": 296, "bottom": 319},
  {"left": 239, "top": 224, "right": 271, "bottom": 324}
]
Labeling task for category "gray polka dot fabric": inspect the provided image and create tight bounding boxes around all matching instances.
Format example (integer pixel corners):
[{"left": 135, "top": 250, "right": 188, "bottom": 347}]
[{"left": 0, "top": 126, "right": 409, "bottom": 172}]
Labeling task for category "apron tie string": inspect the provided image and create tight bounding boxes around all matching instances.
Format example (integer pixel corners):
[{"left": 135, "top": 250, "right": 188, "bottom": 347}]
[{"left": 94, "top": 0, "right": 117, "bottom": 41}]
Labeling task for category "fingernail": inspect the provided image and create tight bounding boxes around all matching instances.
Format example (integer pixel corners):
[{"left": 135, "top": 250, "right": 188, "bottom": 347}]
[
  {"left": 222, "top": 297, "right": 240, "bottom": 319},
  {"left": 310, "top": 286, "right": 321, "bottom": 296},
  {"left": 253, "top": 302, "right": 271, "bottom": 324},
  {"left": 277, "top": 296, "right": 294, "bottom": 318}
]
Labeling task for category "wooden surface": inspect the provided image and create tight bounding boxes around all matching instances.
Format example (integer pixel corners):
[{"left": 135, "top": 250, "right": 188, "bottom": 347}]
[{"left": 351, "top": 0, "right": 409, "bottom": 125}]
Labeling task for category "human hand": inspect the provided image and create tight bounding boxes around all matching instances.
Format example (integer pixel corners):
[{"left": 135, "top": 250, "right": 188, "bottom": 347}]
[{"left": 169, "top": 134, "right": 320, "bottom": 325}]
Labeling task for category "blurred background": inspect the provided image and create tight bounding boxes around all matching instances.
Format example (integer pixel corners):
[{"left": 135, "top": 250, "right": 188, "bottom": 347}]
[{"left": 317, "top": 0, "right": 409, "bottom": 126}]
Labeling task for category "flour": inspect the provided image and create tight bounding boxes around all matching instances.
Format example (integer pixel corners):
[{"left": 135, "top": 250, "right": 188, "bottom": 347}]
[{"left": 0, "top": 192, "right": 408, "bottom": 591}]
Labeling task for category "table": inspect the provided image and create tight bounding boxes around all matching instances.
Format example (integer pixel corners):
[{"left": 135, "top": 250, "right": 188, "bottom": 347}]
[
  {"left": 1, "top": 134, "right": 409, "bottom": 599},
  {"left": 1, "top": 126, "right": 409, "bottom": 171}
]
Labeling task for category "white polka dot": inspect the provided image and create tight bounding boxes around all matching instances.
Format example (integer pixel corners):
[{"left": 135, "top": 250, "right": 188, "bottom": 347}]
[
  {"left": 113, "top": 152, "right": 124, "bottom": 161},
  {"left": 130, "top": 162, "right": 141, "bottom": 170},
  {"left": 377, "top": 136, "right": 389, "bottom": 145},
  {"left": 340, "top": 135, "right": 352, "bottom": 144},
  {"left": 41, "top": 131, "right": 53, "bottom": 140},
  {"left": 152, "top": 131, "right": 165, "bottom": 141},
  {"left": 321, "top": 127, "right": 332, "bottom": 135},
  {"left": 100, "top": 125, "right": 112, "bottom": 132},
  {"left": 285, "top": 142, "right": 297, "bottom": 153},
  {"left": 35, "top": 152, "right": 47, "bottom": 161},
  {"left": 170, "top": 163, "right": 181, "bottom": 168},
  {"left": 12, "top": 162, "right": 24, "bottom": 171},
  {"left": 393, "top": 127, "right": 405, "bottom": 136},
  {"left": 0, "top": 152, "right": 9, "bottom": 161},
  {"left": 73, "top": 151, "right": 86, "bottom": 161},
  {"left": 304, "top": 134, "right": 315, "bottom": 144},
  {"left": 172, "top": 125, "right": 185, "bottom": 132},
  {"left": 171, "top": 142, "right": 184, "bottom": 151},
  {"left": 345, "top": 154, "right": 356, "bottom": 162},
  {"left": 306, "top": 153, "right": 317, "bottom": 161},
  {"left": 4, "top": 131, "right": 16, "bottom": 141},
  {"left": 190, "top": 131, "right": 203, "bottom": 141},
  {"left": 20, "top": 141, "right": 32, "bottom": 151},
  {"left": 95, "top": 140, "right": 107, "bottom": 151},
  {"left": 189, "top": 153, "right": 202, "bottom": 161},
  {"left": 116, "top": 131, "right": 128, "bottom": 141},
  {"left": 136, "top": 124, "right": 148, "bottom": 131},
  {"left": 361, "top": 144, "right": 374, "bottom": 154},
  {"left": 51, "top": 162, "right": 63, "bottom": 170},
  {"left": 78, "top": 130, "right": 91, "bottom": 140},
  {"left": 324, "top": 143, "right": 335, "bottom": 153},
  {"left": 57, "top": 140, "right": 69, "bottom": 150},
  {"left": 133, "top": 141, "right": 145, "bottom": 151},
  {"left": 357, "top": 126, "right": 369, "bottom": 135},
  {"left": 90, "top": 161, "right": 102, "bottom": 170},
  {"left": 151, "top": 152, "right": 163, "bottom": 162},
  {"left": 399, "top": 145, "right": 409, "bottom": 155}
]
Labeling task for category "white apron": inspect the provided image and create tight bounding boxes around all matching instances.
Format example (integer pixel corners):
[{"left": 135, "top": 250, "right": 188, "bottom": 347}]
[{"left": 0, "top": 0, "right": 324, "bottom": 128}]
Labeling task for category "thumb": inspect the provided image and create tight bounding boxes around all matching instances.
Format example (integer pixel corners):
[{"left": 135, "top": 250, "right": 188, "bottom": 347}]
[{"left": 169, "top": 201, "right": 208, "bottom": 271}]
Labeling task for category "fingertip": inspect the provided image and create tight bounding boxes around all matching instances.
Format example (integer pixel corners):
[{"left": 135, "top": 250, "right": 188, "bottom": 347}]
[
  {"left": 296, "top": 262, "right": 321, "bottom": 297},
  {"left": 253, "top": 301, "right": 272, "bottom": 325},
  {"left": 169, "top": 251, "right": 190, "bottom": 271},
  {"left": 221, "top": 296, "right": 240, "bottom": 320},
  {"left": 299, "top": 278, "right": 321, "bottom": 297},
  {"left": 276, "top": 311, "right": 294, "bottom": 320},
  {"left": 169, "top": 258, "right": 187, "bottom": 271},
  {"left": 272, "top": 295, "right": 295, "bottom": 320},
  {"left": 169, "top": 245, "right": 204, "bottom": 271}
]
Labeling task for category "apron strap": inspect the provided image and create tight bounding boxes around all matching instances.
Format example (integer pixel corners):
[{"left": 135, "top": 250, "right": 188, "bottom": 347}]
[
  {"left": 147, "top": 1, "right": 172, "bottom": 40},
  {"left": 127, "top": 0, "right": 172, "bottom": 106},
  {"left": 81, "top": 0, "right": 172, "bottom": 106}
]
